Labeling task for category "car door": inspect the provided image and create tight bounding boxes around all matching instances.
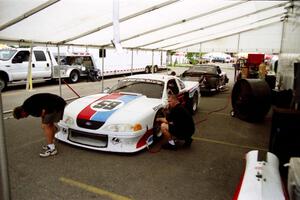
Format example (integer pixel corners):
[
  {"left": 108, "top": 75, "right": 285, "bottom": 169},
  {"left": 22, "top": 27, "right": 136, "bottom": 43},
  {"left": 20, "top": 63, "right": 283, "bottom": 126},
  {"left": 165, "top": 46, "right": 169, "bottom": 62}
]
[
  {"left": 32, "top": 50, "right": 51, "bottom": 78},
  {"left": 10, "top": 50, "right": 30, "bottom": 80}
]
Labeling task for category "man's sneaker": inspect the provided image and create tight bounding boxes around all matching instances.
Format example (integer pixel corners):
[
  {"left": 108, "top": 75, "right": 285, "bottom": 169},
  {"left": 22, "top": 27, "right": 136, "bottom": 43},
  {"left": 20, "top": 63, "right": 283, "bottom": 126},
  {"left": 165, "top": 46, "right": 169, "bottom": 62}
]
[
  {"left": 42, "top": 145, "right": 48, "bottom": 150},
  {"left": 39, "top": 147, "right": 57, "bottom": 157}
]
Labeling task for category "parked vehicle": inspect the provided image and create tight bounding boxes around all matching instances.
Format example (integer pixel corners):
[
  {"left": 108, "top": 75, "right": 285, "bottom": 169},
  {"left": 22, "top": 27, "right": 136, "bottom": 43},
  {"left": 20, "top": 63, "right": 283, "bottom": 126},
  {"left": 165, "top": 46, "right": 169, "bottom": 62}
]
[
  {"left": 0, "top": 47, "right": 91, "bottom": 90},
  {"left": 55, "top": 74, "right": 200, "bottom": 153},
  {"left": 211, "top": 57, "right": 225, "bottom": 63},
  {"left": 93, "top": 48, "right": 167, "bottom": 75},
  {"left": 180, "top": 64, "right": 229, "bottom": 94}
]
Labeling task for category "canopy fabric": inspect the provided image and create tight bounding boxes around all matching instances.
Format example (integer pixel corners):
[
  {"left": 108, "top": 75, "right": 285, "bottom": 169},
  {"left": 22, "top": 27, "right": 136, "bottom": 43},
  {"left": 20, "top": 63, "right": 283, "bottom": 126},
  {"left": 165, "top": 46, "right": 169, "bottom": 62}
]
[{"left": 0, "top": 0, "right": 296, "bottom": 53}]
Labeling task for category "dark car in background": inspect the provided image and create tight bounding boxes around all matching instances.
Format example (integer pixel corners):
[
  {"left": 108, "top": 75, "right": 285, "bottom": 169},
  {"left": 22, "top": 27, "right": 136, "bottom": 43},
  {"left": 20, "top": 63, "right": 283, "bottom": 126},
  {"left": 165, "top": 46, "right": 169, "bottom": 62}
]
[{"left": 180, "top": 64, "right": 229, "bottom": 94}]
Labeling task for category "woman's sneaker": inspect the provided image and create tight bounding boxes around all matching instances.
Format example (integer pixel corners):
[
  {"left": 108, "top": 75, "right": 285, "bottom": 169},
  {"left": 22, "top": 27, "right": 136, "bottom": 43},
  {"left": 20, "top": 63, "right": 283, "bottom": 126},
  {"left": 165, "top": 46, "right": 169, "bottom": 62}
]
[{"left": 39, "top": 146, "right": 57, "bottom": 157}]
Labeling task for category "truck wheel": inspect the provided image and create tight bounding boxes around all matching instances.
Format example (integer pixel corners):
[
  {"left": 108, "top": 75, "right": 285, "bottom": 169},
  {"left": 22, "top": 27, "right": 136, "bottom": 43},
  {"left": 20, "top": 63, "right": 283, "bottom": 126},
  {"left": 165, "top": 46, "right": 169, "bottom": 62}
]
[
  {"left": 0, "top": 77, "right": 7, "bottom": 91},
  {"left": 145, "top": 66, "right": 150, "bottom": 74},
  {"left": 153, "top": 66, "right": 158, "bottom": 73},
  {"left": 69, "top": 71, "right": 79, "bottom": 83}
]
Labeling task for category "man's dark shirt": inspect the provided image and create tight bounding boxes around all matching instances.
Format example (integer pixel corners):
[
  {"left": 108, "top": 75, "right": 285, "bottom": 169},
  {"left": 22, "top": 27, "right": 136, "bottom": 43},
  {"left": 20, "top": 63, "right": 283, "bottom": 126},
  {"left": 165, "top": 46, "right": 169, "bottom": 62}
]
[
  {"left": 166, "top": 103, "right": 195, "bottom": 139},
  {"left": 22, "top": 93, "right": 66, "bottom": 117}
]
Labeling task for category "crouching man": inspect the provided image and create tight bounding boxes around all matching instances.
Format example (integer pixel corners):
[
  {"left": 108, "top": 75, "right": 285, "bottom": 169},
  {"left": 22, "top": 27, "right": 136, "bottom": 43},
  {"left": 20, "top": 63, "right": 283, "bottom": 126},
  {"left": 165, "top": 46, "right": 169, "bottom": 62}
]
[
  {"left": 150, "top": 94, "right": 195, "bottom": 153},
  {"left": 13, "top": 93, "right": 66, "bottom": 157}
]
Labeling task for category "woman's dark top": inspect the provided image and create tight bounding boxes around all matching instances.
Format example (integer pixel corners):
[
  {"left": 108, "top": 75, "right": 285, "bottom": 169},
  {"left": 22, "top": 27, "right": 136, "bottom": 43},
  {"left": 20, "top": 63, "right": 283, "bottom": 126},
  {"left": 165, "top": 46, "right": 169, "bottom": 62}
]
[
  {"left": 166, "top": 103, "right": 195, "bottom": 139},
  {"left": 22, "top": 93, "right": 66, "bottom": 117}
]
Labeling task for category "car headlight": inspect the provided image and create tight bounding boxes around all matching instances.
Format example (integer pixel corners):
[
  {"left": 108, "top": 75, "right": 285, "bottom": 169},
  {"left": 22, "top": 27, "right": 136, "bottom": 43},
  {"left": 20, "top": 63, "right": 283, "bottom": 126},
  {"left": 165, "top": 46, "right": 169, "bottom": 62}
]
[
  {"left": 81, "top": 66, "right": 86, "bottom": 71},
  {"left": 102, "top": 123, "right": 142, "bottom": 132},
  {"left": 63, "top": 115, "right": 74, "bottom": 126}
]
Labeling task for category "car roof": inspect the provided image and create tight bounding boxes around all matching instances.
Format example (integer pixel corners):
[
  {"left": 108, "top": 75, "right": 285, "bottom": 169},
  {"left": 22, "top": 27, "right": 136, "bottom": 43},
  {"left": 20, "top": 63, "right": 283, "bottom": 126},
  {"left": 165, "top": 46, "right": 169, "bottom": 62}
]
[{"left": 126, "top": 74, "right": 176, "bottom": 82}]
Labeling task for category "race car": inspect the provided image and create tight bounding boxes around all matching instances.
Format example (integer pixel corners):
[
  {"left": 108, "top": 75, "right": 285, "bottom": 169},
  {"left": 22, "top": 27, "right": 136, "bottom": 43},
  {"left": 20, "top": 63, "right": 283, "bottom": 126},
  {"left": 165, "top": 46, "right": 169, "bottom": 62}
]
[
  {"left": 55, "top": 74, "right": 200, "bottom": 153},
  {"left": 180, "top": 64, "right": 229, "bottom": 94}
]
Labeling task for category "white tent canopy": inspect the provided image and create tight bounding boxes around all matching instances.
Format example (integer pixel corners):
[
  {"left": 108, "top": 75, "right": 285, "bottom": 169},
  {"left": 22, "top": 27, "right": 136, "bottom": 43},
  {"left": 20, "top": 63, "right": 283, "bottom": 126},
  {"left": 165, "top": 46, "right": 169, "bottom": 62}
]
[{"left": 0, "top": 0, "right": 298, "bottom": 53}]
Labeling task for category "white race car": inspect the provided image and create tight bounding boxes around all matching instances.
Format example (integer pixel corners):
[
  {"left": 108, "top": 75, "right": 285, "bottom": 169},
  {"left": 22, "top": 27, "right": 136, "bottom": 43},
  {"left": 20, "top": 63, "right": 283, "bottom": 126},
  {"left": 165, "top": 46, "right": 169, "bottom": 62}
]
[{"left": 55, "top": 74, "right": 200, "bottom": 153}]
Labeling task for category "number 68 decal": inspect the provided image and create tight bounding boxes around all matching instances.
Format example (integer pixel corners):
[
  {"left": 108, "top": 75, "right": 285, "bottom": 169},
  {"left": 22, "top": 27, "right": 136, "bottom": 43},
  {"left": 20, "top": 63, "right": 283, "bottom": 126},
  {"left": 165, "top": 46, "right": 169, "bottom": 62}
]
[{"left": 91, "top": 100, "right": 123, "bottom": 111}]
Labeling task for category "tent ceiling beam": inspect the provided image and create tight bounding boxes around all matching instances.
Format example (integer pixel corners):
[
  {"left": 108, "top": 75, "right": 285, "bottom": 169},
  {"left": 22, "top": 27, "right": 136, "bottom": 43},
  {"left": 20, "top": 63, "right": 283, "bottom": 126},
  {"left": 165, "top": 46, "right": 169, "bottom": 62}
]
[
  {"left": 60, "top": 0, "right": 179, "bottom": 44},
  {"left": 137, "top": 2, "right": 288, "bottom": 48},
  {"left": 171, "top": 20, "right": 282, "bottom": 51},
  {"left": 0, "top": 0, "right": 60, "bottom": 31},
  {"left": 101, "top": 0, "right": 248, "bottom": 47},
  {"left": 0, "top": 38, "right": 167, "bottom": 53}
]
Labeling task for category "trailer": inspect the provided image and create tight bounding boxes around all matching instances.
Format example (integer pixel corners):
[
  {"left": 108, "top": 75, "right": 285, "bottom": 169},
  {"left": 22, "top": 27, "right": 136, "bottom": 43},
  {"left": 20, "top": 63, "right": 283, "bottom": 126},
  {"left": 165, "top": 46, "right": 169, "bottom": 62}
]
[{"left": 53, "top": 48, "right": 167, "bottom": 76}]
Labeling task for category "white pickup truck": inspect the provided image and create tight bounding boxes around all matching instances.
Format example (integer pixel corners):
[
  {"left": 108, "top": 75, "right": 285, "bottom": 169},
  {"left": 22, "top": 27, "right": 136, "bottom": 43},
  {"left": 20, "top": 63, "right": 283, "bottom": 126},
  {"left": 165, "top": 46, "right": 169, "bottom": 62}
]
[{"left": 0, "top": 47, "right": 90, "bottom": 90}]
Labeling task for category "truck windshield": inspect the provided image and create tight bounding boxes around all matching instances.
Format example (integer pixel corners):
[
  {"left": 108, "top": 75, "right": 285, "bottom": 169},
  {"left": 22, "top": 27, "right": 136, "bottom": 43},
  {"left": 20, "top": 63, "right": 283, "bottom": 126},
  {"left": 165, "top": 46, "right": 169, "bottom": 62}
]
[{"left": 0, "top": 49, "right": 17, "bottom": 61}]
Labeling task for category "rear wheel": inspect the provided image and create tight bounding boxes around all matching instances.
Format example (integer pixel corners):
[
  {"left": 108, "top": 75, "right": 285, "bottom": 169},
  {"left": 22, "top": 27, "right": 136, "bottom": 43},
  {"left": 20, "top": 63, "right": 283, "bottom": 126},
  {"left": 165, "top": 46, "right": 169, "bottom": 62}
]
[{"left": 69, "top": 70, "right": 79, "bottom": 83}]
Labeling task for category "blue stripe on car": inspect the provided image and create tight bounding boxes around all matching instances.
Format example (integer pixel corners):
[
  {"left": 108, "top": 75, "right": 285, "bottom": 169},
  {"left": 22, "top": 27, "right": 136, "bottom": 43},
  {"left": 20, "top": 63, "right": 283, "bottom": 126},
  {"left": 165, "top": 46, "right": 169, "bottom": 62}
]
[{"left": 91, "top": 95, "right": 140, "bottom": 122}]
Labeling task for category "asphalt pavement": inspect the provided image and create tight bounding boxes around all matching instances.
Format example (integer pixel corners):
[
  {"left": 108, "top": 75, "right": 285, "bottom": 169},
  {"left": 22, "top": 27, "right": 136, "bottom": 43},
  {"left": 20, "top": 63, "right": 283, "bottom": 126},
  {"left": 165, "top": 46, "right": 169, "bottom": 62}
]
[{"left": 1, "top": 64, "right": 272, "bottom": 200}]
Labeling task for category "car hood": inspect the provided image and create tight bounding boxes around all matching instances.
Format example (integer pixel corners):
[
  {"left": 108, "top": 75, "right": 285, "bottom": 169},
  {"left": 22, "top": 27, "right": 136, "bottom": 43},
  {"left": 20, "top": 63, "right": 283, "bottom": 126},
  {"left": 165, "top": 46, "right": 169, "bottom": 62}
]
[{"left": 64, "top": 92, "right": 162, "bottom": 125}]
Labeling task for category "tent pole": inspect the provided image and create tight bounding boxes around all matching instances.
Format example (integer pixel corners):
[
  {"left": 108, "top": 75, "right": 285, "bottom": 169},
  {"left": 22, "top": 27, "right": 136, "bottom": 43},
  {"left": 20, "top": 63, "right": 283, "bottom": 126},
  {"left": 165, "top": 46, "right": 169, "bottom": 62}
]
[
  {"left": 101, "top": 48, "right": 105, "bottom": 92},
  {"left": 57, "top": 45, "right": 62, "bottom": 97},
  {"left": 26, "top": 43, "right": 33, "bottom": 91},
  {"left": 0, "top": 91, "right": 11, "bottom": 200},
  {"left": 131, "top": 49, "right": 134, "bottom": 76}
]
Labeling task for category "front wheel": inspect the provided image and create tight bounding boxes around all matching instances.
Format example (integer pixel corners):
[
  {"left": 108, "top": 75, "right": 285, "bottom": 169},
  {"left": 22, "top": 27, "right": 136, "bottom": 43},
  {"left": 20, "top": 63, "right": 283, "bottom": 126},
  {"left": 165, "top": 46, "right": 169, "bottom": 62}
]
[
  {"left": 0, "top": 77, "right": 7, "bottom": 91},
  {"left": 187, "top": 93, "right": 198, "bottom": 115}
]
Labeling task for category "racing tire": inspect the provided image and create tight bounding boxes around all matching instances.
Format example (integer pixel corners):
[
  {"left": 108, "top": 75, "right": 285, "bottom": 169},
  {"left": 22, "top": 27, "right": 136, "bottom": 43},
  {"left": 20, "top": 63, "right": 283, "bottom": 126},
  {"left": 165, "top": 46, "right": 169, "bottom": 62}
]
[
  {"left": 152, "top": 109, "right": 165, "bottom": 140},
  {"left": 187, "top": 93, "right": 198, "bottom": 115},
  {"left": 69, "top": 70, "right": 79, "bottom": 83}
]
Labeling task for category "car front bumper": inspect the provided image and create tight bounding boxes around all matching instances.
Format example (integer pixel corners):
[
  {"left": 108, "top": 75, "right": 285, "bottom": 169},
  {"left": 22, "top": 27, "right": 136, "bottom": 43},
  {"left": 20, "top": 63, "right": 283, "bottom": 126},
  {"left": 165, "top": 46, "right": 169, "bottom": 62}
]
[{"left": 55, "top": 121, "right": 153, "bottom": 153}]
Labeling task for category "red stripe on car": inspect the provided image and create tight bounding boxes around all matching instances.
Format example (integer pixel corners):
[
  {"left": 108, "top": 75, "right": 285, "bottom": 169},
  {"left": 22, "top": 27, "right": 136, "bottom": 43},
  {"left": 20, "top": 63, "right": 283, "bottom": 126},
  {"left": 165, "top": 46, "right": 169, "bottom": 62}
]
[{"left": 77, "top": 93, "right": 122, "bottom": 120}]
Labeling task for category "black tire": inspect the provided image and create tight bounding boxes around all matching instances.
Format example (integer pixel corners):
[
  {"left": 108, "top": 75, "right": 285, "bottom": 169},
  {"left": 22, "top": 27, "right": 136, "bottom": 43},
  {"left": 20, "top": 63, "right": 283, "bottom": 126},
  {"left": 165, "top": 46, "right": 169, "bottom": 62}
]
[
  {"left": 153, "top": 66, "right": 158, "bottom": 73},
  {"left": 0, "top": 77, "right": 7, "bottom": 92},
  {"left": 152, "top": 109, "right": 165, "bottom": 138},
  {"left": 192, "top": 93, "right": 199, "bottom": 114},
  {"left": 187, "top": 93, "right": 198, "bottom": 115},
  {"left": 69, "top": 70, "right": 79, "bottom": 83},
  {"left": 145, "top": 66, "right": 150, "bottom": 74}
]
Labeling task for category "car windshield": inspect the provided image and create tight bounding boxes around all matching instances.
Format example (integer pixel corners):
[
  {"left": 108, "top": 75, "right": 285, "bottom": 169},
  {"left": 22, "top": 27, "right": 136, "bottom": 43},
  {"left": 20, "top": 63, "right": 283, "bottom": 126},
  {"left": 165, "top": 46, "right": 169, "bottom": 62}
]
[
  {"left": 110, "top": 79, "right": 164, "bottom": 99},
  {"left": 0, "top": 49, "right": 17, "bottom": 61}
]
